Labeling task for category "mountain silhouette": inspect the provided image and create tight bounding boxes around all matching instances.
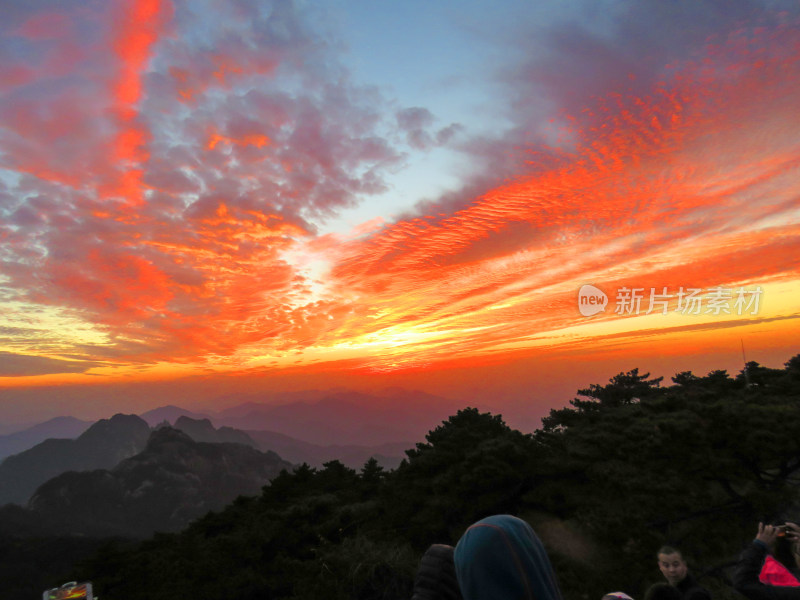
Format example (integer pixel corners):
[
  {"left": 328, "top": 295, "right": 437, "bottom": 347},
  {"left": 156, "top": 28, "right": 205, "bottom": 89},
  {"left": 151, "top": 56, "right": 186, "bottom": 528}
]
[
  {"left": 172, "top": 415, "right": 256, "bottom": 447},
  {"left": 245, "top": 429, "right": 407, "bottom": 469},
  {"left": 0, "top": 416, "right": 93, "bottom": 462},
  {"left": 139, "top": 404, "right": 212, "bottom": 426},
  {"left": 0, "top": 413, "right": 150, "bottom": 506},
  {"left": 27, "top": 427, "right": 292, "bottom": 537},
  {"left": 215, "top": 389, "right": 466, "bottom": 446}
]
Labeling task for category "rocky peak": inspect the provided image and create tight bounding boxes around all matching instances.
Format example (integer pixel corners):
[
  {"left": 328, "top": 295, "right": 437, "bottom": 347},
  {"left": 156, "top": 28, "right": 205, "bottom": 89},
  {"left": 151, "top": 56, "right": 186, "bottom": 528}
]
[{"left": 173, "top": 416, "right": 256, "bottom": 447}]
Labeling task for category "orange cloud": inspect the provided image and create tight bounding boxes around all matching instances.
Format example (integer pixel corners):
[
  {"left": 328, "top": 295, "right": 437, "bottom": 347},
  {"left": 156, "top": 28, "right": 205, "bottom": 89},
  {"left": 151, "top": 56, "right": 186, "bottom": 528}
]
[
  {"left": 113, "top": 0, "right": 169, "bottom": 109},
  {"left": 2, "top": 4, "right": 797, "bottom": 388},
  {"left": 298, "top": 22, "right": 800, "bottom": 371},
  {"left": 106, "top": 0, "right": 173, "bottom": 204},
  {"left": 207, "top": 131, "right": 271, "bottom": 151},
  {"left": 169, "top": 53, "right": 278, "bottom": 104}
]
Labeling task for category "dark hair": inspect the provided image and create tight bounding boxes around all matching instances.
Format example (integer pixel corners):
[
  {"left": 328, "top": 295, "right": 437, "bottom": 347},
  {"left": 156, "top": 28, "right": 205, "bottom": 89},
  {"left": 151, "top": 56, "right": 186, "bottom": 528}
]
[
  {"left": 412, "top": 544, "right": 462, "bottom": 600},
  {"left": 656, "top": 546, "right": 684, "bottom": 560},
  {"left": 645, "top": 583, "right": 683, "bottom": 600}
]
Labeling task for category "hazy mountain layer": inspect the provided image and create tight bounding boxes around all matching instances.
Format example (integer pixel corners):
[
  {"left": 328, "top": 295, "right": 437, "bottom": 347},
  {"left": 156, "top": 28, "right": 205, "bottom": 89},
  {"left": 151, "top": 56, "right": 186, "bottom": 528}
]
[
  {"left": 0, "top": 414, "right": 150, "bottom": 506},
  {"left": 0, "top": 416, "right": 93, "bottom": 462},
  {"left": 172, "top": 415, "right": 257, "bottom": 447},
  {"left": 27, "top": 427, "right": 292, "bottom": 537}
]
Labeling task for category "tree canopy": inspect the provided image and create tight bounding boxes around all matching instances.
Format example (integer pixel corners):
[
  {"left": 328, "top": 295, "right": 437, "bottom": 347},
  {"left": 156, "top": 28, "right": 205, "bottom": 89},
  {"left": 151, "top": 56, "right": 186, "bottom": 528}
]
[{"left": 37, "top": 353, "right": 799, "bottom": 600}]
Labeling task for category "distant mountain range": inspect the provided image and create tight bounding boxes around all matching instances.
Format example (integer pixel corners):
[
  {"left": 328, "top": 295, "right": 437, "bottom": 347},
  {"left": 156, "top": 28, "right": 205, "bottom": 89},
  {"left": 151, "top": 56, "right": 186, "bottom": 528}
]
[
  {"left": 164, "top": 414, "right": 407, "bottom": 468},
  {"left": 0, "top": 393, "right": 450, "bottom": 539},
  {"left": 0, "top": 388, "right": 462, "bottom": 508},
  {"left": 0, "top": 387, "right": 466, "bottom": 449},
  {"left": 0, "top": 416, "right": 93, "bottom": 462},
  {"left": 245, "top": 429, "right": 408, "bottom": 470},
  {"left": 212, "top": 388, "right": 465, "bottom": 446},
  {"left": 139, "top": 404, "right": 212, "bottom": 427},
  {"left": 161, "top": 407, "right": 411, "bottom": 469},
  {"left": 0, "top": 414, "right": 151, "bottom": 506},
  {"left": 172, "top": 415, "right": 257, "bottom": 447},
  {"left": 170, "top": 387, "right": 458, "bottom": 466},
  {"left": 26, "top": 427, "right": 292, "bottom": 537}
]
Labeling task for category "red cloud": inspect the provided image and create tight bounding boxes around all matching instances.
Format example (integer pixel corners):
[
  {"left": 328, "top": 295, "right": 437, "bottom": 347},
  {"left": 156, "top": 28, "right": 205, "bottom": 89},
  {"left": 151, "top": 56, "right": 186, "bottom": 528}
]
[
  {"left": 112, "top": 0, "right": 172, "bottom": 109},
  {"left": 305, "top": 20, "right": 800, "bottom": 369},
  {"left": 106, "top": 0, "right": 173, "bottom": 204},
  {"left": 1, "top": 2, "right": 797, "bottom": 379}
]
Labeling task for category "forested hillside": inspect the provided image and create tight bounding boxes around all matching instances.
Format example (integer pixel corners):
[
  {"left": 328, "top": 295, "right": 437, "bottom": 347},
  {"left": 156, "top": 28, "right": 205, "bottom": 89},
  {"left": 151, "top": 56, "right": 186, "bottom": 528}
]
[{"left": 44, "top": 356, "right": 800, "bottom": 599}]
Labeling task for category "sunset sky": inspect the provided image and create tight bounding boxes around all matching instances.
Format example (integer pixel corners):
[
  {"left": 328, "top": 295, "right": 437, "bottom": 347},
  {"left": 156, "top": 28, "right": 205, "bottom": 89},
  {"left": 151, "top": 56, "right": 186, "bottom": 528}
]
[{"left": 1, "top": 0, "right": 799, "bottom": 430}]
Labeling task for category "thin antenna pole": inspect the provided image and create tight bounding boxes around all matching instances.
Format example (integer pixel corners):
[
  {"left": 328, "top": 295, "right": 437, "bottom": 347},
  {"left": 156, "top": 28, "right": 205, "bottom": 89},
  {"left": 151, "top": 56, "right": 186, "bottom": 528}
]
[{"left": 741, "top": 338, "right": 751, "bottom": 387}]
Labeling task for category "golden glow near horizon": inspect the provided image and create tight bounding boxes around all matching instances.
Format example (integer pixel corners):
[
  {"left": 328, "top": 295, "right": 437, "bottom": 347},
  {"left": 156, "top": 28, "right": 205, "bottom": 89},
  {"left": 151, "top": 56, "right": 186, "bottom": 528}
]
[{"left": 1, "top": 3, "right": 799, "bottom": 390}]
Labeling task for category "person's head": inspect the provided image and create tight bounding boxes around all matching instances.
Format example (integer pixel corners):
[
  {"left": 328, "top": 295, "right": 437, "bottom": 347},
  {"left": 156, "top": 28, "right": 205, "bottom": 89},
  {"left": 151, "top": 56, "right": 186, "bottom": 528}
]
[
  {"left": 411, "top": 544, "right": 462, "bottom": 600},
  {"left": 454, "top": 514, "right": 563, "bottom": 600},
  {"left": 657, "top": 546, "right": 688, "bottom": 586},
  {"left": 645, "top": 583, "right": 684, "bottom": 600}
]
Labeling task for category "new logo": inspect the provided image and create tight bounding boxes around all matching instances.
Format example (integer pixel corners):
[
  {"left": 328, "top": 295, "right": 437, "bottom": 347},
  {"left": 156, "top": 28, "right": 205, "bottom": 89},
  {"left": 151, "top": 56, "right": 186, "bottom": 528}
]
[{"left": 578, "top": 284, "right": 608, "bottom": 317}]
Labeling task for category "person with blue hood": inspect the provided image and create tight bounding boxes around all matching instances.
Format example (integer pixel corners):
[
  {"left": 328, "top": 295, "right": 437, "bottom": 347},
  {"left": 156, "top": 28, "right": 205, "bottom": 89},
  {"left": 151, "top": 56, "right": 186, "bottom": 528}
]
[{"left": 454, "top": 514, "right": 565, "bottom": 600}]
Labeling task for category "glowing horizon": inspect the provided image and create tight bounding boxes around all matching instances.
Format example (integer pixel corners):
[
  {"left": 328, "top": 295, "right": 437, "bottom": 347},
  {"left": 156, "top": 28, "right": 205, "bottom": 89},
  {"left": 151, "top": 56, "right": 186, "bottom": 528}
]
[{"left": 1, "top": 1, "right": 798, "bottom": 419}]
